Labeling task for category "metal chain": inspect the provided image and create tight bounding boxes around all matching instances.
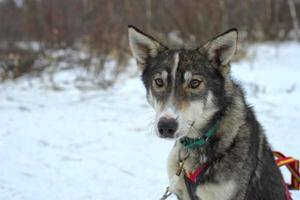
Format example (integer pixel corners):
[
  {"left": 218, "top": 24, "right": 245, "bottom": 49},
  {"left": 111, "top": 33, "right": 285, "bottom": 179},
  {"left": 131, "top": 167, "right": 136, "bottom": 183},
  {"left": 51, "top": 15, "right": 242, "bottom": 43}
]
[
  {"left": 159, "top": 148, "right": 190, "bottom": 200},
  {"left": 160, "top": 187, "right": 172, "bottom": 200}
]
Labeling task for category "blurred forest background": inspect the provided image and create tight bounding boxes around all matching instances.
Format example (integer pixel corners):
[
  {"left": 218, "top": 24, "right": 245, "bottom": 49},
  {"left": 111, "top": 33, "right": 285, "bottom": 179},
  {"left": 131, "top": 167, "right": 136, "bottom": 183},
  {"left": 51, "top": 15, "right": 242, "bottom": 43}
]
[{"left": 0, "top": 0, "right": 299, "bottom": 87}]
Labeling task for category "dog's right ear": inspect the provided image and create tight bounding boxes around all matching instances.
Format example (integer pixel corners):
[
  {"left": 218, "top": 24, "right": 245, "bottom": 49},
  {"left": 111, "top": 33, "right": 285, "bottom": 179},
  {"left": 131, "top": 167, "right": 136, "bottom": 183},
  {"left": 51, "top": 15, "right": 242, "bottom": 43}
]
[{"left": 128, "top": 25, "right": 166, "bottom": 69}]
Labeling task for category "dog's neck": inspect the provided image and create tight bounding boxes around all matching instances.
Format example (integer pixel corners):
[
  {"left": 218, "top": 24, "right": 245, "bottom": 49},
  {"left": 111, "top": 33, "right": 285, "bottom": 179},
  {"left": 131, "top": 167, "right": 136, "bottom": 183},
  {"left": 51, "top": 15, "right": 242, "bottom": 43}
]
[
  {"left": 180, "top": 113, "right": 222, "bottom": 149},
  {"left": 175, "top": 89, "right": 246, "bottom": 172}
]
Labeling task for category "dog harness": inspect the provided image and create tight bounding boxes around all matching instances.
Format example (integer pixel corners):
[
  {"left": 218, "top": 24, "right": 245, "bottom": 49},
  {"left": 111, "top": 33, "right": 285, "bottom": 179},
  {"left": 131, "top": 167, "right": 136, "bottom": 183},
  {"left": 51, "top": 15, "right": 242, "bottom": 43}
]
[
  {"left": 160, "top": 160, "right": 210, "bottom": 200},
  {"left": 177, "top": 121, "right": 219, "bottom": 200},
  {"left": 160, "top": 121, "right": 300, "bottom": 200},
  {"left": 178, "top": 121, "right": 220, "bottom": 200},
  {"left": 273, "top": 151, "right": 300, "bottom": 200},
  {"left": 183, "top": 162, "right": 210, "bottom": 200},
  {"left": 161, "top": 153, "right": 297, "bottom": 200}
]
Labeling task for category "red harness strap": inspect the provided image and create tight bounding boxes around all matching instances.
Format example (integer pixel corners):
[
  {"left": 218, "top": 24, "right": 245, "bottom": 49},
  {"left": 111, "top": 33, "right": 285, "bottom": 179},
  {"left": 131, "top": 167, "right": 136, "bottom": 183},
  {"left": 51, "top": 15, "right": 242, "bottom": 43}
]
[
  {"left": 185, "top": 163, "right": 209, "bottom": 183},
  {"left": 273, "top": 151, "right": 300, "bottom": 200},
  {"left": 273, "top": 151, "right": 300, "bottom": 190},
  {"left": 184, "top": 163, "right": 210, "bottom": 200}
]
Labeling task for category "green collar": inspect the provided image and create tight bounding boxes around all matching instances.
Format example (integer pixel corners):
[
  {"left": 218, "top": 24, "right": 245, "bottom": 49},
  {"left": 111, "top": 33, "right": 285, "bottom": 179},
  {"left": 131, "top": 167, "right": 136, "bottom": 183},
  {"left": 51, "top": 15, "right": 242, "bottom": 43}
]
[{"left": 180, "top": 120, "right": 220, "bottom": 149}]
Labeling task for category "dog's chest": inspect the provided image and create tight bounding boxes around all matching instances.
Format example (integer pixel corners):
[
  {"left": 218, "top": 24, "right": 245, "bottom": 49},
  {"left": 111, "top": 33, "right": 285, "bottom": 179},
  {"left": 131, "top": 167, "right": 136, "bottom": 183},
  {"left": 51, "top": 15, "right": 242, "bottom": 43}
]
[
  {"left": 167, "top": 145, "right": 236, "bottom": 200},
  {"left": 195, "top": 181, "right": 237, "bottom": 200}
]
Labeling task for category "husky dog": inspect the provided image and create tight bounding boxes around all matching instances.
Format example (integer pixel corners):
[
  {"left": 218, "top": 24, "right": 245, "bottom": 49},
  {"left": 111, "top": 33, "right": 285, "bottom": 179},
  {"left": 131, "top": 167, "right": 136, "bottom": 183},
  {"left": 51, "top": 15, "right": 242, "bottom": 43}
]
[{"left": 128, "top": 25, "right": 287, "bottom": 200}]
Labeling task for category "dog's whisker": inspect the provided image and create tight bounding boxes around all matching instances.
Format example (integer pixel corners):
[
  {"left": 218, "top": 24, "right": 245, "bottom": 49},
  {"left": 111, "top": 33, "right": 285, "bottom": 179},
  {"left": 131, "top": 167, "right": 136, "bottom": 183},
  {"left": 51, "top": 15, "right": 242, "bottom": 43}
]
[{"left": 145, "top": 117, "right": 156, "bottom": 136}]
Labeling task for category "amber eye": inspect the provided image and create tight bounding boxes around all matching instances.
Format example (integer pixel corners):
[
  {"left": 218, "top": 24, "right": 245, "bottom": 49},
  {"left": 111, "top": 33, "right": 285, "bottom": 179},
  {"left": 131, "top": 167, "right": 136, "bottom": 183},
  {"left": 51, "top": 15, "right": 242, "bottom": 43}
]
[
  {"left": 189, "top": 79, "right": 202, "bottom": 89},
  {"left": 154, "top": 78, "right": 164, "bottom": 87}
]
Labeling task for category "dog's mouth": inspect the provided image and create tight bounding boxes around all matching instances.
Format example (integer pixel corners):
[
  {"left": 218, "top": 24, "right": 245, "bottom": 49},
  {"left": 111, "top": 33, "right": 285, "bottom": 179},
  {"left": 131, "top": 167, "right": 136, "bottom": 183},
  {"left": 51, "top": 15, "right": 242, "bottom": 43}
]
[
  {"left": 156, "top": 129, "right": 179, "bottom": 139},
  {"left": 158, "top": 134, "right": 175, "bottom": 139},
  {"left": 157, "top": 129, "right": 189, "bottom": 139}
]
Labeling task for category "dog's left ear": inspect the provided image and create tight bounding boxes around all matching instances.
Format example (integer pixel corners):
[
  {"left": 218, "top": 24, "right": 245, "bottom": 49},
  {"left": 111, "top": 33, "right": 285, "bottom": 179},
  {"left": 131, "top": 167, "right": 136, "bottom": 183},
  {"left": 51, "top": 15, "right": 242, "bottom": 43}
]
[{"left": 200, "top": 29, "right": 238, "bottom": 75}]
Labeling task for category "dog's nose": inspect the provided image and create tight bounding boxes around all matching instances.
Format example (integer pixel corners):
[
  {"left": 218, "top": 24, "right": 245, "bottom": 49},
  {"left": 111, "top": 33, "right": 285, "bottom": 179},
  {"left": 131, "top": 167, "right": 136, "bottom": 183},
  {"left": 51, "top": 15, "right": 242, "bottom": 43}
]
[{"left": 157, "top": 117, "right": 178, "bottom": 138}]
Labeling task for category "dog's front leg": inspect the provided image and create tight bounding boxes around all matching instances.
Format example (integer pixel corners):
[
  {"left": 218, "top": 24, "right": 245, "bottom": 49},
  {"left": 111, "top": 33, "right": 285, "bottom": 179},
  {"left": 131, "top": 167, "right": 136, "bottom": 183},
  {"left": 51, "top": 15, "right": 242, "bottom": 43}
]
[{"left": 167, "top": 145, "right": 191, "bottom": 199}]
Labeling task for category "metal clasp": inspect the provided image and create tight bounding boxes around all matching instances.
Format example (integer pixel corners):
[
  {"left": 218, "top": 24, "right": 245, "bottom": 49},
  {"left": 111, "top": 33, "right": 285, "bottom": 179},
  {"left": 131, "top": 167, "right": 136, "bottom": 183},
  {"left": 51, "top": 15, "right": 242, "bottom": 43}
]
[{"left": 176, "top": 161, "right": 185, "bottom": 176}]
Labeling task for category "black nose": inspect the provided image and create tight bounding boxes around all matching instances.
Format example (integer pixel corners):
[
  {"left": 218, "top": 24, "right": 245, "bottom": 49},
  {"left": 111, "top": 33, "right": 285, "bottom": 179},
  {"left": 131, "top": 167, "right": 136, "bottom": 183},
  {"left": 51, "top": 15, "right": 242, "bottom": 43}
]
[{"left": 158, "top": 117, "right": 178, "bottom": 138}]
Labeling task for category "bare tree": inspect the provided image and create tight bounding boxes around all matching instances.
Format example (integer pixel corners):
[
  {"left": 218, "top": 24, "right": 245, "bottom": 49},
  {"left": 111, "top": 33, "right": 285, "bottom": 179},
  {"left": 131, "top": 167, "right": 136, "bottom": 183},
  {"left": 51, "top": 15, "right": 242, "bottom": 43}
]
[
  {"left": 287, "top": 0, "right": 300, "bottom": 41},
  {"left": 0, "top": 0, "right": 299, "bottom": 82}
]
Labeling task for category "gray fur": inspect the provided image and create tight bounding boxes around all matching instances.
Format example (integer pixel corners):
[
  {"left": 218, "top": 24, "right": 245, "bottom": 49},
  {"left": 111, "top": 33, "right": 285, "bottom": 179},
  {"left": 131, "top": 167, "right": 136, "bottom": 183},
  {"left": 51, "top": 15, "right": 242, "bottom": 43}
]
[{"left": 128, "top": 25, "right": 287, "bottom": 200}]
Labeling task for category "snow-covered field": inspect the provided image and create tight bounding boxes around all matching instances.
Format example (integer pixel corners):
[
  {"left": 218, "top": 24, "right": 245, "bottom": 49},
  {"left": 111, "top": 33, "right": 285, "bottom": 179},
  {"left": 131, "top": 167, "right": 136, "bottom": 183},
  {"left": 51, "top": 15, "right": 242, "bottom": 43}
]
[{"left": 0, "top": 42, "right": 299, "bottom": 200}]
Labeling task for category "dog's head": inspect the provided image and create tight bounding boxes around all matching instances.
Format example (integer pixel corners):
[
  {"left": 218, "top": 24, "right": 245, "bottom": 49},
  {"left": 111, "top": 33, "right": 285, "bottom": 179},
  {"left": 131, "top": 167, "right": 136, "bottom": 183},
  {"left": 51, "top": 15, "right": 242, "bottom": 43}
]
[{"left": 128, "top": 25, "right": 237, "bottom": 139}]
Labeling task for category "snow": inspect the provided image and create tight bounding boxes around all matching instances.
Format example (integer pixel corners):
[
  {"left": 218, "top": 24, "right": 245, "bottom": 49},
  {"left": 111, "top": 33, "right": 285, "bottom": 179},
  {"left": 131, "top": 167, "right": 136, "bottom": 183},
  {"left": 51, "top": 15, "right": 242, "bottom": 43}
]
[{"left": 0, "top": 42, "right": 300, "bottom": 200}]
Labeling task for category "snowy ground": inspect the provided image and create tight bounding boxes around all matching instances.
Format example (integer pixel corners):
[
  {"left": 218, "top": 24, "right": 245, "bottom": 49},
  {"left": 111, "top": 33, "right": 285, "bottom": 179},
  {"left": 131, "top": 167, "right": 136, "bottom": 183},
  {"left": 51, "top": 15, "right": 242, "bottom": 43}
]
[{"left": 0, "top": 42, "right": 300, "bottom": 200}]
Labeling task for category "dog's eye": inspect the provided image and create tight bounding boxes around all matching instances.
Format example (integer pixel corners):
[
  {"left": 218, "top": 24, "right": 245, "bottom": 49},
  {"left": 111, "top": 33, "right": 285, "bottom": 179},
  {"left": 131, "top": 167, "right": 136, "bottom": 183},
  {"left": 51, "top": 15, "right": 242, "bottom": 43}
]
[
  {"left": 154, "top": 78, "right": 164, "bottom": 87},
  {"left": 189, "top": 79, "right": 202, "bottom": 89}
]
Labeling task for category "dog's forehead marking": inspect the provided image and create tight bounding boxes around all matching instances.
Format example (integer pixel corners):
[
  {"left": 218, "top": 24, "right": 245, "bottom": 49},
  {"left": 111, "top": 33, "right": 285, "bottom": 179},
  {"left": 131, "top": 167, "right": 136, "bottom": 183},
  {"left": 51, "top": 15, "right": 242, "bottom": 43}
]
[
  {"left": 184, "top": 71, "right": 192, "bottom": 81},
  {"left": 161, "top": 70, "right": 168, "bottom": 79},
  {"left": 170, "top": 52, "right": 179, "bottom": 96},
  {"left": 172, "top": 53, "right": 179, "bottom": 80},
  {"left": 159, "top": 52, "right": 179, "bottom": 116}
]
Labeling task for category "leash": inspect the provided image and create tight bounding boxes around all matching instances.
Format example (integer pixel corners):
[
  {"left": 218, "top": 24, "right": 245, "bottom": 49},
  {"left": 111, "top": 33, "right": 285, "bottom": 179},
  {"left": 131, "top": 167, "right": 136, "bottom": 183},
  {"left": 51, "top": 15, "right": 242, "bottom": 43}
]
[{"left": 160, "top": 187, "right": 172, "bottom": 200}]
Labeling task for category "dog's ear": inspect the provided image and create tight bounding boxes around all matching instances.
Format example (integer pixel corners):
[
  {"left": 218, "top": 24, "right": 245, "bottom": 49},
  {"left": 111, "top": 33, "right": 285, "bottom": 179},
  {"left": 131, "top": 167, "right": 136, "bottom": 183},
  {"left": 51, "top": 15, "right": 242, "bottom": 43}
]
[
  {"left": 200, "top": 29, "right": 238, "bottom": 75},
  {"left": 128, "top": 25, "right": 166, "bottom": 69}
]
